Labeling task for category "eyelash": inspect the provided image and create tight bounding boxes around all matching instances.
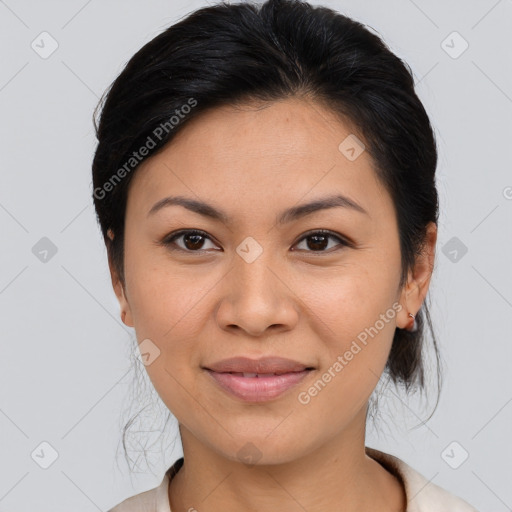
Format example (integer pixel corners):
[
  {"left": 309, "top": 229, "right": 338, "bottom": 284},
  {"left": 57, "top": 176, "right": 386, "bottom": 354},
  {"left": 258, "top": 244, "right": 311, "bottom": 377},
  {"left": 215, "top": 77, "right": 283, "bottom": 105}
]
[{"left": 161, "top": 229, "right": 352, "bottom": 255}]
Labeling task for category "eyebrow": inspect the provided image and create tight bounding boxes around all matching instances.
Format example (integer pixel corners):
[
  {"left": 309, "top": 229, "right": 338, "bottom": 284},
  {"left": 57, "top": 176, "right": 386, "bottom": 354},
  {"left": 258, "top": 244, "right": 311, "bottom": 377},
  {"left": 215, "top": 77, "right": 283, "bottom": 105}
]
[{"left": 147, "top": 193, "right": 369, "bottom": 224}]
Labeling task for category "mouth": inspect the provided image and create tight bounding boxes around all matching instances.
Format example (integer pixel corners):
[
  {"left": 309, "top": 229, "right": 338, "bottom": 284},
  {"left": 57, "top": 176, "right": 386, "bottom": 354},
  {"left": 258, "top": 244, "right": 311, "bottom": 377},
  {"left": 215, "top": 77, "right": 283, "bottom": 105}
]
[
  {"left": 203, "top": 368, "right": 315, "bottom": 402},
  {"left": 216, "top": 370, "right": 314, "bottom": 377},
  {"left": 203, "top": 355, "right": 315, "bottom": 374}
]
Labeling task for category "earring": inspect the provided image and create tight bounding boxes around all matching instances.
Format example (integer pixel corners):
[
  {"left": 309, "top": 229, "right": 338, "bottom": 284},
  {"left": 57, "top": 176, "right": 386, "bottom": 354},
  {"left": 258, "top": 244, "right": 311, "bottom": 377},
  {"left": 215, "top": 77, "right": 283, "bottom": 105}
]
[{"left": 406, "top": 312, "right": 415, "bottom": 331}]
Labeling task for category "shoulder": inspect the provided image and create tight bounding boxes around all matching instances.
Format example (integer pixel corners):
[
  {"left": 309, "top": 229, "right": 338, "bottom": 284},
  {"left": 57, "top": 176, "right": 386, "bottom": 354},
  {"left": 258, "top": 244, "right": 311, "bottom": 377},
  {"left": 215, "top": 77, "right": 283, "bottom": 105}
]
[
  {"left": 107, "top": 486, "right": 159, "bottom": 512},
  {"left": 366, "top": 447, "right": 480, "bottom": 512},
  {"left": 107, "top": 473, "right": 171, "bottom": 512},
  {"left": 107, "top": 458, "right": 183, "bottom": 512}
]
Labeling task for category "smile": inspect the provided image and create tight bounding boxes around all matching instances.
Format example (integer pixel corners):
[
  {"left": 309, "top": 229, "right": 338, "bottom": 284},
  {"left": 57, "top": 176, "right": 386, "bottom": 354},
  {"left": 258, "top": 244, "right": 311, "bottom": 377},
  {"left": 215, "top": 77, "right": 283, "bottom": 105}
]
[{"left": 204, "top": 369, "right": 314, "bottom": 402}]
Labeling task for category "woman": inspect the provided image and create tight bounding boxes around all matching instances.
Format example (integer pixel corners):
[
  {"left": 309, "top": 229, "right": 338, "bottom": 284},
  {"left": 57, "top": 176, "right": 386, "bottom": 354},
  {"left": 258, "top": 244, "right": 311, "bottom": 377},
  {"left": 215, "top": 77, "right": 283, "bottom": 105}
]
[{"left": 92, "top": 0, "right": 479, "bottom": 510}]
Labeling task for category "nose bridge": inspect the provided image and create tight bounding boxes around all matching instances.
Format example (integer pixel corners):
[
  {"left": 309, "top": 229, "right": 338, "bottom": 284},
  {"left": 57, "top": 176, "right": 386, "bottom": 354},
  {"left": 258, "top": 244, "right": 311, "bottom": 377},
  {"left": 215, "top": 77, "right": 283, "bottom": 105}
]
[
  {"left": 232, "top": 239, "right": 278, "bottom": 304},
  {"left": 215, "top": 236, "right": 297, "bottom": 335}
]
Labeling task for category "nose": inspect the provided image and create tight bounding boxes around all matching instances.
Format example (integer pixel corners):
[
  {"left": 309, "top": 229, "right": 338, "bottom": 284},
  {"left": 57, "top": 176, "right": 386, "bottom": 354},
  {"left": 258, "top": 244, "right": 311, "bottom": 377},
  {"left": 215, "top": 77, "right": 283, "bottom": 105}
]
[{"left": 214, "top": 251, "right": 299, "bottom": 337}]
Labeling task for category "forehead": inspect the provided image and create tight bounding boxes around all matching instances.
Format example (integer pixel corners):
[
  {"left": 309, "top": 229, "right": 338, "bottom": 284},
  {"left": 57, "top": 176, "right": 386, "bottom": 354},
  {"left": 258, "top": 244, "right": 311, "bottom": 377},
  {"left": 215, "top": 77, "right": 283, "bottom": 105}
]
[{"left": 126, "top": 97, "right": 391, "bottom": 224}]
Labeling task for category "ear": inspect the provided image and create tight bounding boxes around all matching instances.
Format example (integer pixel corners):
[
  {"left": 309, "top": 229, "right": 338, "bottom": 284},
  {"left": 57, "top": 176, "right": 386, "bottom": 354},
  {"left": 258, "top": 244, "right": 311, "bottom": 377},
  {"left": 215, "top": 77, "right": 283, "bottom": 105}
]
[
  {"left": 397, "top": 222, "right": 437, "bottom": 329},
  {"left": 107, "top": 229, "right": 134, "bottom": 327}
]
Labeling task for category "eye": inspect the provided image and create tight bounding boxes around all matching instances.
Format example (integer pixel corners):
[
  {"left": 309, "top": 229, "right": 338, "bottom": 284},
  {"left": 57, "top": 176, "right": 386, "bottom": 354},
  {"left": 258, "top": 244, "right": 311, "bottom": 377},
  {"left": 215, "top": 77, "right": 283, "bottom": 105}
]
[
  {"left": 160, "top": 229, "right": 351, "bottom": 254},
  {"left": 162, "top": 229, "right": 221, "bottom": 253},
  {"left": 292, "top": 230, "right": 351, "bottom": 253}
]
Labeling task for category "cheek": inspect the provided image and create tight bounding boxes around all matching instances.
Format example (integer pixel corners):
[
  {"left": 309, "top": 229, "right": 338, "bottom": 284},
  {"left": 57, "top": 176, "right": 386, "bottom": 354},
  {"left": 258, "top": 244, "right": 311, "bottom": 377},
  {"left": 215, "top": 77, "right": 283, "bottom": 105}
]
[
  {"left": 124, "top": 262, "right": 209, "bottom": 418},
  {"left": 300, "top": 260, "right": 399, "bottom": 339},
  {"left": 294, "top": 263, "right": 399, "bottom": 406},
  {"left": 125, "top": 246, "right": 211, "bottom": 336}
]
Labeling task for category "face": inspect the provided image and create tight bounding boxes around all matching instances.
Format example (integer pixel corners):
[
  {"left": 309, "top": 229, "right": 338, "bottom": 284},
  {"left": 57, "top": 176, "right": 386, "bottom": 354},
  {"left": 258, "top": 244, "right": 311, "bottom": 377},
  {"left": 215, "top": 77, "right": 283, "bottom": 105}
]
[{"left": 110, "top": 96, "right": 435, "bottom": 465}]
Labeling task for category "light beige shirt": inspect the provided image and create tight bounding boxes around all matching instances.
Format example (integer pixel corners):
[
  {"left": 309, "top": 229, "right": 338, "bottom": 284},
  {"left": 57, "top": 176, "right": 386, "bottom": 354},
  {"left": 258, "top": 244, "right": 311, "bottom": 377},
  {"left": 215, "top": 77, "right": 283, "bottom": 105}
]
[{"left": 108, "top": 446, "right": 479, "bottom": 511}]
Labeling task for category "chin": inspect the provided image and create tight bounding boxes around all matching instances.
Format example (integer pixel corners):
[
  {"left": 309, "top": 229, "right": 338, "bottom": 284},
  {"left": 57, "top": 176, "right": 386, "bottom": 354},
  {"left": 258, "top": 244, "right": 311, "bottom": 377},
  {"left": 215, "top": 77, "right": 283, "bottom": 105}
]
[{"left": 211, "top": 429, "right": 318, "bottom": 467}]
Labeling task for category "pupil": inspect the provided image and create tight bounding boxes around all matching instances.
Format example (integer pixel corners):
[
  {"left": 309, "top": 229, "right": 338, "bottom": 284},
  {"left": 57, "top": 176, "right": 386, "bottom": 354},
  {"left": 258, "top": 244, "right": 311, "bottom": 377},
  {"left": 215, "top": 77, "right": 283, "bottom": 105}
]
[
  {"left": 185, "top": 234, "right": 204, "bottom": 250},
  {"left": 308, "top": 234, "right": 327, "bottom": 251}
]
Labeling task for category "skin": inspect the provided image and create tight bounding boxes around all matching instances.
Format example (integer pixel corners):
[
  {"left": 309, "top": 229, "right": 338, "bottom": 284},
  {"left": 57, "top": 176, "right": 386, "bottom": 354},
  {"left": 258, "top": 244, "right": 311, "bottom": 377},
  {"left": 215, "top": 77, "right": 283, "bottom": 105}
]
[{"left": 109, "top": 96, "right": 437, "bottom": 512}]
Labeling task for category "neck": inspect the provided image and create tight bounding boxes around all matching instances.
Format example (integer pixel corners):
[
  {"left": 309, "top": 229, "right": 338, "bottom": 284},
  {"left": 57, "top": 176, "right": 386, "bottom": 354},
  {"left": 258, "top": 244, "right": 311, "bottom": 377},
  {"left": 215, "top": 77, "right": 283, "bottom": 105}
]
[{"left": 168, "top": 408, "right": 405, "bottom": 512}]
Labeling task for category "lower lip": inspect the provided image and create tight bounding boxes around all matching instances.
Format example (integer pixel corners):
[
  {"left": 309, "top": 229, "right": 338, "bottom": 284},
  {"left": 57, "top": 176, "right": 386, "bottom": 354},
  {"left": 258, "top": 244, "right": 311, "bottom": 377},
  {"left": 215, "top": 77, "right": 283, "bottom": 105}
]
[{"left": 204, "top": 369, "right": 313, "bottom": 402}]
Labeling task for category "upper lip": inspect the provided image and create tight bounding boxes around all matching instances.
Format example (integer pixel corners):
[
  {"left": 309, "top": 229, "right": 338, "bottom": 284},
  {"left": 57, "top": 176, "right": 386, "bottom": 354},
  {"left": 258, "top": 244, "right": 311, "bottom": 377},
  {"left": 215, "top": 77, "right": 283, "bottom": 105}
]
[{"left": 203, "top": 356, "right": 314, "bottom": 374}]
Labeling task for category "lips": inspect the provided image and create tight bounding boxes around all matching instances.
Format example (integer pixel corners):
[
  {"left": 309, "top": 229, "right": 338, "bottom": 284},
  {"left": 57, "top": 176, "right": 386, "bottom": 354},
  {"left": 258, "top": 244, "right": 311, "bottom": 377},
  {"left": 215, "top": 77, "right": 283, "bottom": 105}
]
[
  {"left": 229, "top": 372, "right": 282, "bottom": 377},
  {"left": 202, "top": 356, "right": 315, "bottom": 402},
  {"left": 206, "top": 370, "right": 312, "bottom": 401},
  {"left": 203, "top": 356, "right": 314, "bottom": 374}
]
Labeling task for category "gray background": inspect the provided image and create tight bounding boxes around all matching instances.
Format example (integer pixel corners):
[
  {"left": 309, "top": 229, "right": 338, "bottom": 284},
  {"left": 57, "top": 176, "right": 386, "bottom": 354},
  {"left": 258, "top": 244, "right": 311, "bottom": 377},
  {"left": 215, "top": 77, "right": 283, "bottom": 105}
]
[{"left": 1, "top": 0, "right": 511, "bottom": 510}]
